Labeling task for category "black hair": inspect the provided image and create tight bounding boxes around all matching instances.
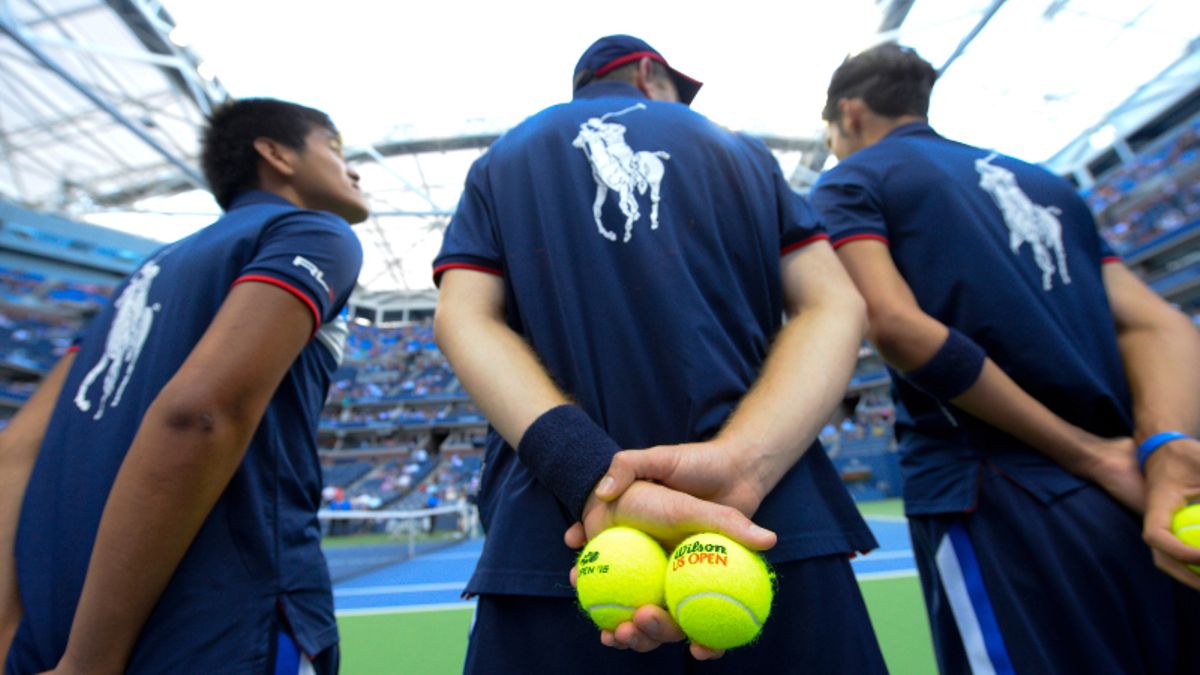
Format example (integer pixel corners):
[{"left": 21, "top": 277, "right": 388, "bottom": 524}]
[
  {"left": 200, "top": 98, "right": 337, "bottom": 210},
  {"left": 822, "top": 43, "right": 938, "bottom": 122}
]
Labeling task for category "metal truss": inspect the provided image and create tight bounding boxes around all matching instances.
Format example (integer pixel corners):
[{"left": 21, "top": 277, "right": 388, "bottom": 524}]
[{"left": 0, "top": 0, "right": 227, "bottom": 209}]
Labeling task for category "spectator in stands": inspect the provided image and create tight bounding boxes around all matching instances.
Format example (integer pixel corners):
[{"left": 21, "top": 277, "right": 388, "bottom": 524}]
[
  {"left": 0, "top": 98, "right": 367, "bottom": 673},
  {"left": 434, "top": 35, "right": 882, "bottom": 671},
  {"left": 810, "top": 43, "right": 1200, "bottom": 673}
]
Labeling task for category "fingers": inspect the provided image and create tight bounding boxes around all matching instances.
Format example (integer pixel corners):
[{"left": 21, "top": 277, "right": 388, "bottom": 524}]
[
  {"left": 602, "top": 605, "right": 689, "bottom": 654},
  {"left": 1151, "top": 549, "right": 1200, "bottom": 592},
  {"left": 1143, "top": 520, "right": 1200, "bottom": 568},
  {"left": 631, "top": 605, "right": 686, "bottom": 643},
  {"left": 604, "top": 621, "right": 660, "bottom": 653},
  {"left": 690, "top": 642, "right": 726, "bottom": 660},
  {"left": 687, "top": 498, "right": 777, "bottom": 552},
  {"left": 1142, "top": 489, "right": 1200, "bottom": 568},
  {"left": 595, "top": 447, "right": 680, "bottom": 502},
  {"left": 564, "top": 522, "right": 587, "bottom": 549},
  {"left": 569, "top": 565, "right": 578, "bottom": 588}
]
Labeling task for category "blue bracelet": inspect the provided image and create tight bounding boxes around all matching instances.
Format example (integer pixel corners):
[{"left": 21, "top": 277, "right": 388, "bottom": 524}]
[
  {"left": 517, "top": 405, "right": 620, "bottom": 521},
  {"left": 903, "top": 328, "right": 986, "bottom": 401},
  {"left": 1137, "top": 431, "right": 1191, "bottom": 471}
]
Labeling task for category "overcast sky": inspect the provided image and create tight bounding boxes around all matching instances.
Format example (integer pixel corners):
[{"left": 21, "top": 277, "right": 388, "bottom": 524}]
[{"left": 83, "top": 0, "right": 1199, "bottom": 290}]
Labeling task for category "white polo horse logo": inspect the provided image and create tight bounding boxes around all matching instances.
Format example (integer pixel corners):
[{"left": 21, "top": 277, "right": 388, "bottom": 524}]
[
  {"left": 975, "top": 153, "right": 1071, "bottom": 291},
  {"left": 572, "top": 103, "right": 670, "bottom": 243},
  {"left": 74, "top": 260, "right": 162, "bottom": 420}
]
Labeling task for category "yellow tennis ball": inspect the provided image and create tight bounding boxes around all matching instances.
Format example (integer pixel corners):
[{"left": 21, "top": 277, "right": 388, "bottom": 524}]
[
  {"left": 1171, "top": 504, "right": 1200, "bottom": 574},
  {"left": 665, "top": 532, "right": 774, "bottom": 650},
  {"left": 575, "top": 526, "right": 668, "bottom": 631}
]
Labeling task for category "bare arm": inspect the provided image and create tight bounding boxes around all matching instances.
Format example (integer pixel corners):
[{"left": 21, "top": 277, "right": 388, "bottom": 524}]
[
  {"left": 0, "top": 353, "right": 74, "bottom": 658},
  {"left": 433, "top": 269, "right": 569, "bottom": 447},
  {"left": 834, "top": 240, "right": 1142, "bottom": 509},
  {"left": 53, "top": 281, "right": 315, "bottom": 674},
  {"left": 1105, "top": 263, "right": 1200, "bottom": 441},
  {"left": 1105, "top": 262, "right": 1200, "bottom": 589},
  {"left": 434, "top": 269, "right": 773, "bottom": 549}
]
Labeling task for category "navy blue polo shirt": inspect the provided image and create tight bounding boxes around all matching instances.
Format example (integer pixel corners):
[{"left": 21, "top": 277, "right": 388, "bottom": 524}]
[
  {"left": 434, "top": 81, "right": 876, "bottom": 597},
  {"left": 811, "top": 122, "right": 1131, "bottom": 515},
  {"left": 9, "top": 191, "right": 362, "bottom": 673}
]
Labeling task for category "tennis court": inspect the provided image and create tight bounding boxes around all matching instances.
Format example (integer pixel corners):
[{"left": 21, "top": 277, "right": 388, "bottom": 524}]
[{"left": 331, "top": 499, "right": 935, "bottom": 674}]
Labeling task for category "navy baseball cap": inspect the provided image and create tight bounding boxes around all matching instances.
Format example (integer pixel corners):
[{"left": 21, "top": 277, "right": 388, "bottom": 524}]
[{"left": 572, "top": 35, "right": 702, "bottom": 105}]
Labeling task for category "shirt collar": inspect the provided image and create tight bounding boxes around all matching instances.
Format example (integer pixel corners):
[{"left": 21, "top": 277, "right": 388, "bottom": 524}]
[
  {"left": 573, "top": 81, "right": 647, "bottom": 102},
  {"left": 227, "top": 190, "right": 296, "bottom": 211}
]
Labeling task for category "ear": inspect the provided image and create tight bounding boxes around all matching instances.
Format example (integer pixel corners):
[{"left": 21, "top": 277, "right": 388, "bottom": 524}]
[
  {"left": 634, "top": 57, "right": 655, "bottom": 97},
  {"left": 838, "top": 98, "right": 867, "bottom": 135},
  {"left": 252, "top": 137, "right": 298, "bottom": 178}
]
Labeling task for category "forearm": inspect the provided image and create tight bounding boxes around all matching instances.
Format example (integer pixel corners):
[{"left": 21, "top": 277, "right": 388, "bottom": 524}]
[
  {"left": 435, "top": 307, "right": 569, "bottom": 447},
  {"left": 720, "top": 298, "right": 866, "bottom": 502},
  {"left": 58, "top": 403, "right": 253, "bottom": 673},
  {"left": 1118, "top": 313, "right": 1200, "bottom": 442},
  {"left": 0, "top": 355, "right": 73, "bottom": 656},
  {"left": 875, "top": 311, "right": 1099, "bottom": 472}
]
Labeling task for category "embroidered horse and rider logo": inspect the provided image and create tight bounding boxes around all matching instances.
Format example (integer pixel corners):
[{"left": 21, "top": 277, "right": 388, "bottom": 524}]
[
  {"left": 572, "top": 103, "right": 670, "bottom": 243},
  {"left": 74, "top": 259, "right": 163, "bottom": 420},
  {"left": 975, "top": 153, "right": 1071, "bottom": 291}
]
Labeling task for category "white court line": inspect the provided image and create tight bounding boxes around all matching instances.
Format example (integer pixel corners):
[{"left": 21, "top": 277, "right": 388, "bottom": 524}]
[
  {"left": 856, "top": 570, "right": 920, "bottom": 582},
  {"left": 335, "top": 581, "right": 467, "bottom": 597},
  {"left": 337, "top": 601, "right": 475, "bottom": 617}
]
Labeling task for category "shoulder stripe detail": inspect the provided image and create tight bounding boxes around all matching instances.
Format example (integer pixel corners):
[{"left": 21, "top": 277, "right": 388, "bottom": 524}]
[
  {"left": 1101, "top": 256, "right": 1122, "bottom": 265},
  {"left": 833, "top": 233, "right": 890, "bottom": 249},
  {"left": 232, "top": 274, "right": 321, "bottom": 336},
  {"left": 433, "top": 263, "right": 504, "bottom": 283},
  {"left": 780, "top": 233, "right": 831, "bottom": 256}
]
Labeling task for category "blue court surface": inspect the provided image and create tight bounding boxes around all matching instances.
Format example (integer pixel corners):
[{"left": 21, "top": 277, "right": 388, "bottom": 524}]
[{"left": 332, "top": 516, "right": 915, "bottom": 615}]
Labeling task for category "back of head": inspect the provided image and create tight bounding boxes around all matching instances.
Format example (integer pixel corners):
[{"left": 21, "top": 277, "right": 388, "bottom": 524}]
[
  {"left": 201, "top": 98, "right": 337, "bottom": 210},
  {"left": 572, "top": 34, "right": 702, "bottom": 105},
  {"left": 822, "top": 43, "right": 937, "bottom": 122}
]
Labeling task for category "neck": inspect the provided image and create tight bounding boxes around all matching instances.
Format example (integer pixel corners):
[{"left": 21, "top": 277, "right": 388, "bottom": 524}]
[{"left": 865, "top": 115, "right": 926, "bottom": 144}]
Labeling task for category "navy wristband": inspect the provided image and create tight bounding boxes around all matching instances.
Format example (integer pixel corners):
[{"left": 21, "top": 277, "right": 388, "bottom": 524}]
[
  {"left": 517, "top": 405, "right": 620, "bottom": 521},
  {"left": 903, "top": 328, "right": 986, "bottom": 401},
  {"left": 1137, "top": 431, "right": 1191, "bottom": 471}
]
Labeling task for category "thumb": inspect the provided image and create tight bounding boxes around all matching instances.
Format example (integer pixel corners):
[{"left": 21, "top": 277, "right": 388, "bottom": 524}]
[{"left": 595, "top": 446, "right": 680, "bottom": 502}]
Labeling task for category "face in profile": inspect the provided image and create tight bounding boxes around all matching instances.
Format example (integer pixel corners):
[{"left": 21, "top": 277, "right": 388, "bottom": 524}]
[{"left": 291, "top": 127, "right": 371, "bottom": 224}]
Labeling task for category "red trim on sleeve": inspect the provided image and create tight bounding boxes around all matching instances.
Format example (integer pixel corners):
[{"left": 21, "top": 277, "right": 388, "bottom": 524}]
[
  {"left": 1101, "top": 256, "right": 1122, "bottom": 265},
  {"left": 67, "top": 345, "right": 80, "bottom": 353},
  {"left": 432, "top": 263, "right": 504, "bottom": 281},
  {"left": 832, "top": 233, "right": 890, "bottom": 250},
  {"left": 232, "top": 274, "right": 321, "bottom": 335},
  {"left": 780, "top": 233, "right": 831, "bottom": 256}
]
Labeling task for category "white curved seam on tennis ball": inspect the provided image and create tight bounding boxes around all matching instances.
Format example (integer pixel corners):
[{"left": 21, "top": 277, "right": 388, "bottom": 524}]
[
  {"left": 1178, "top": 524, "right": 1200, "bottom": 534},
  {"left": 674, "top": 592, "right": 762, "bottom": 627},
  {"left": 586, "top": 603, "right": 637, "bottom": 612}
]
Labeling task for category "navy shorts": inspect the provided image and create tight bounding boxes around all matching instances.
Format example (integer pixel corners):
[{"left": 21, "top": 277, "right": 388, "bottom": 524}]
[
  {"left": 909, "top": 464, "right": 1200, "bottom": 675},
  {"left": 463, "top": 554, "right": 885, "bottom": 674}
]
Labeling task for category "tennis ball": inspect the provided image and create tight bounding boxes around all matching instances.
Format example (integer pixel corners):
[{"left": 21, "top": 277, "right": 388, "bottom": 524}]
[
  {"left": 575, "top": 526, "right": 668, "bottom": 630},
  {"left": 1171, "top": 504, "right": 1200, "bottom": 574},
  {"left": 665, "top": 532, "right": 774, "bottom": 650}
]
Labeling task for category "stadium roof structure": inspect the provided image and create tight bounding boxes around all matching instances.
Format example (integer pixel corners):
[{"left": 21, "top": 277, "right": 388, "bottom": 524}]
[{"left": 2, "top": 0, "right": 1198, "bottom": 293}]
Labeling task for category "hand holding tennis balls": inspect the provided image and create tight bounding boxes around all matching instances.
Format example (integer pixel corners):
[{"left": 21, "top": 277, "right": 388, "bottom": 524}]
[{"left": 575, "top": 527, "right": 668, "bottom": 631}]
